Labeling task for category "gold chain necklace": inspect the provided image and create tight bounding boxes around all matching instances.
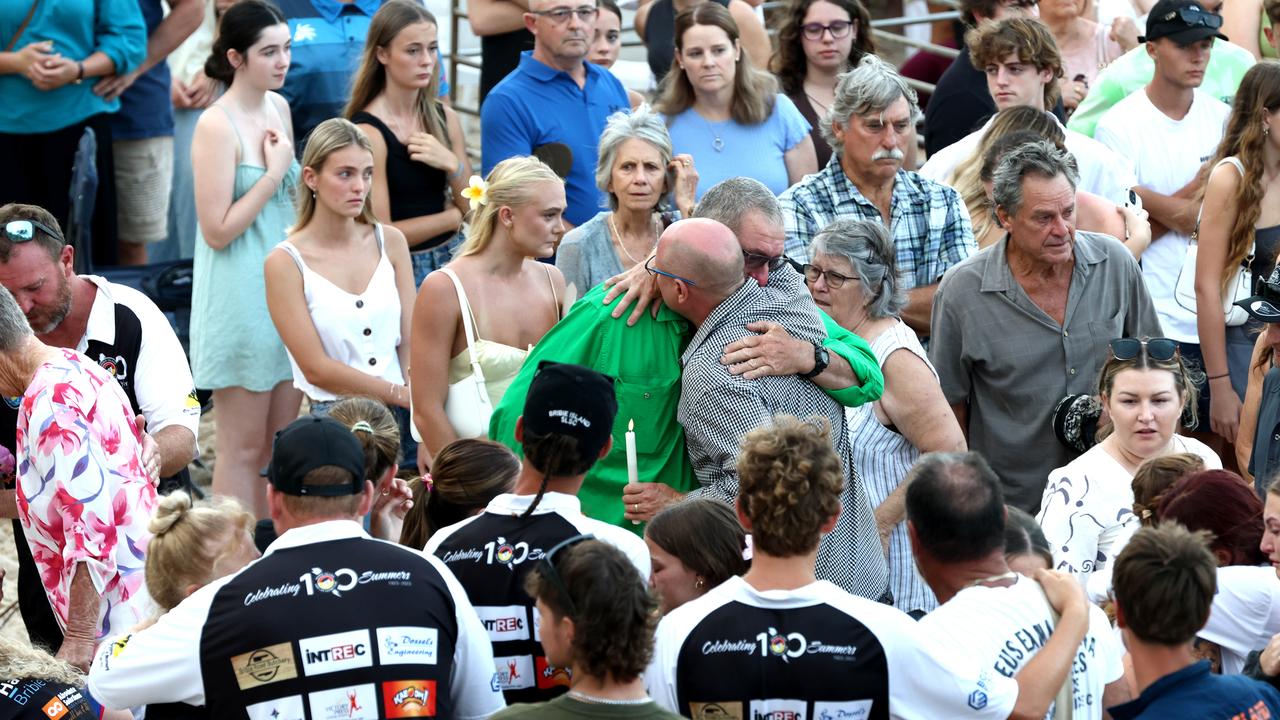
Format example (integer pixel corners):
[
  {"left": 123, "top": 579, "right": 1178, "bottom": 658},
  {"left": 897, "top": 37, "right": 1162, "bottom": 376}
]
[{"left": 608, "top": 212, "right": 659, "bottom": 265}]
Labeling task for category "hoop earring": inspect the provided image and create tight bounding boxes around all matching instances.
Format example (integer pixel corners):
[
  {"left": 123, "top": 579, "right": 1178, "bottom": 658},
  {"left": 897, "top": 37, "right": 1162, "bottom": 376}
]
[{"left": 695, "top": 578, "right": 705, "bottom": 589}]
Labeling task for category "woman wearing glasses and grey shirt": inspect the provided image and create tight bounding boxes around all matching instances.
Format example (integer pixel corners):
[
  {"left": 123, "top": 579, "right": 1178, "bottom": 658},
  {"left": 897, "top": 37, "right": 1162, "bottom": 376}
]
[{"left": 802, "top": 218, "right": 963, "bottom": 617}]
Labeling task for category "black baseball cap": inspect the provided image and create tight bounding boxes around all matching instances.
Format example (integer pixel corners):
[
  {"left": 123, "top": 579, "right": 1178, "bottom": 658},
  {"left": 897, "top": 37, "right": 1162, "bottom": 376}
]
[
  {"left": 265, "top": 416, "right": 366, "bottom": 496},
  {"left": 1140, "top": 0, "right": 1228, "bottom": 44},
  {"left": 522, "top": 362, "right": 617, "bottom": 463},
  {"left": 1235, "top": 265, "right": 1280, "bottom": 323}
]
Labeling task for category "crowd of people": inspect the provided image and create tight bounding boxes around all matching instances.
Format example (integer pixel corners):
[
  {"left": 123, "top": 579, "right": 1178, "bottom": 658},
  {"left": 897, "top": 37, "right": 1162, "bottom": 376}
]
[{"left": 9, "top": 0, "right": 1280, "bottom": 716}]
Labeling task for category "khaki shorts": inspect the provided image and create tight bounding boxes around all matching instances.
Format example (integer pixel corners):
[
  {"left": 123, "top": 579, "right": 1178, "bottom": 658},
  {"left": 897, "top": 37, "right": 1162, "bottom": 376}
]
[{"left": 114, "top": 137, "right": 174, "bottom": 244}]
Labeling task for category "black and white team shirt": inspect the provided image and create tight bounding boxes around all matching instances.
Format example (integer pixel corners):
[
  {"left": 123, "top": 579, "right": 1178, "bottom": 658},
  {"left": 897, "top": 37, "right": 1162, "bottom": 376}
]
[
  {"left": 426, "top": 492, "right": 651, "bottom": 705},
  {"left": 646, "top": 576, "right": 1020, "bottom": 720},
  {"left": 87, "top": 521, "right": 505, "bottom": 720}
]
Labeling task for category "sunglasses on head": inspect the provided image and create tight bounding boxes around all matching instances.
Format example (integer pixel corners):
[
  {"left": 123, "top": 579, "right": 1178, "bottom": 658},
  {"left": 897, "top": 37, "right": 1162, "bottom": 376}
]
[
  {"left": 538, "top": 534, "right": 594, "bottom": 617},
  {"left": 1161, "top": 6, "right": 1222, "bottom": 28},
  {"left": 1110, "top": 337, "right": 1179, "bottom": 362},
  {"left": 4, "top": 219, "right": 64, "bottom": 245}
]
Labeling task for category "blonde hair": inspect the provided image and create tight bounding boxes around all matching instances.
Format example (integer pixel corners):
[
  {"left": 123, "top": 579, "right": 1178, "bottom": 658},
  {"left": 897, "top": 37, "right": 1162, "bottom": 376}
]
[
  {"left": 145, "top": 492, "right": 255, "bottom": 611},
  {"left": 0, "top": 645, "right": 83, "bottom": 686},
  {"left": 457, "top": 156, "right": 563, "bottom": 257},
  {"left": 344, "top": 0, "right": 448, "bottom": 147},
  {"left": 295, "top": 118, "right": 379, "bottom": 231},
  {"left": 329, "top": 396, "right": 400, "bottom": 482}
]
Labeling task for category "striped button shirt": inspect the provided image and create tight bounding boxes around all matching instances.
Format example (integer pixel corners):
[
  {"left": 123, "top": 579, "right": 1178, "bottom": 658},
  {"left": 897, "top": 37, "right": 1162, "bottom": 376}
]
[
  {"left": 846, "top": 320, "right": 939, "bottom": 615},
  {"left": 779, "top": 157, "right": 976, "bottom": 282},
  {"left": 677, "top": 279, "right": 889, "bottom": 601}
]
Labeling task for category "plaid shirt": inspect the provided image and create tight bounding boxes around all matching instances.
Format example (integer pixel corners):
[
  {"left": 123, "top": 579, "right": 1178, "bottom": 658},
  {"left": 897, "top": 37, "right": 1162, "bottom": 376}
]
[
  {"left": 780, "top": 159, "right": 976, "bottom": 287},
  {"left": 677, "top": 278, "right": 889, "bottom": 601}
]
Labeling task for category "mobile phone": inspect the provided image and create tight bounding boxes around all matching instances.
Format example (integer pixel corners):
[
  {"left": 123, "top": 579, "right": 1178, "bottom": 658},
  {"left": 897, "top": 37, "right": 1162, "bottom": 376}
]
[{"left": 1126, "top": 189, "right": 1143, "bottom": 212}]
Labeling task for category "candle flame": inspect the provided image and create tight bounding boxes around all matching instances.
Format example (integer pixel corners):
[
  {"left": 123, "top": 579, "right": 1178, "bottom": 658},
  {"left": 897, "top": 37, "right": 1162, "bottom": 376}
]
[{"left": 629, "top": 419, "right": 634, "bottom": 431}]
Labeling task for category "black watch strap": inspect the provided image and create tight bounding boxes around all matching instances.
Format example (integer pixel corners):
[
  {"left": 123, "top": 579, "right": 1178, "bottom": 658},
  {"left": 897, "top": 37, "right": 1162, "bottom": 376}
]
[{"left": 799, "top": 342, "right": 829, "bottom": 379}]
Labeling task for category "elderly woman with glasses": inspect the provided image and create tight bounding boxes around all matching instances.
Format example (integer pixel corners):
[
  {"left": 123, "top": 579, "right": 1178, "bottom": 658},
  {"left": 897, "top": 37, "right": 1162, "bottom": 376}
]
[
  {"left": 555, "top": 105, "right": 698, "bottom": 301},
  {"left": 803, "top": 218, "right": 963, "bottom": 617},
  {"left": 1037, "top": 337, "right": 1221, "bottom": 591}
]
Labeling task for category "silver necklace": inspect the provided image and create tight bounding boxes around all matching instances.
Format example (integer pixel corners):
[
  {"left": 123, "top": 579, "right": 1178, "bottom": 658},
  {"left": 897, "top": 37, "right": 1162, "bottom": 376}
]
[
  {"left": 702, "top": 114, "right": 727, "bottom": 152},
  {"left": 568, "top": 690, "right": 652, "bottom": 706}
]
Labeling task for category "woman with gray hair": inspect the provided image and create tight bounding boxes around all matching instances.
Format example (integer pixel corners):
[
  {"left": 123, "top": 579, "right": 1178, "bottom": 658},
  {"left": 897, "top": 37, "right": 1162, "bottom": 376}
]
[
  {"left": 555, "top": 105, "right": 699, "bottom": 299},
  {"left": 805, "top": 217, "right": 964, "bottom": 616}
]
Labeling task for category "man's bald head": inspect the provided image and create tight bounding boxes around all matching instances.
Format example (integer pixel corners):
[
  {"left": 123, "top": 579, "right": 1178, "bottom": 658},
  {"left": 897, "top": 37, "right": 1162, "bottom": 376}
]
[{"left": 656, "top": 218, "right": 743, "bottom": 297}]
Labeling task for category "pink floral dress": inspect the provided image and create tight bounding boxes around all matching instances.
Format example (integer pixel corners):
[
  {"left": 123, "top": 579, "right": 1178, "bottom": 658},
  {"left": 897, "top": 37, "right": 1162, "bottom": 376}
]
[{"left": 14, "top": 348, "right": 156, "bottom": 641}]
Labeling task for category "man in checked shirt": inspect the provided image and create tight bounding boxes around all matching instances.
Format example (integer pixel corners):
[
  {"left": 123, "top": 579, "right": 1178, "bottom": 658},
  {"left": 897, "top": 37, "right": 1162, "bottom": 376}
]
[{"left": 651, "top": 217, "right": 890, "bottom": 603}]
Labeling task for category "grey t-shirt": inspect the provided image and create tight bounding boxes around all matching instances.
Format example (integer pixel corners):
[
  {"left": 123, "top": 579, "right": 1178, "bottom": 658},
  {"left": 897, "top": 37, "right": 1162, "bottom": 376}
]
[{"left": 928, "top": 231, "right": 1162, "bottom": 511}]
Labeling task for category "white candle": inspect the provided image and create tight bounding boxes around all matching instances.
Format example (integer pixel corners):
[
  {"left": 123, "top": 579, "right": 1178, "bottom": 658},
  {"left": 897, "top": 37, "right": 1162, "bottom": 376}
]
[{"left": 625, "top": 419, "right": 639, "bottom": 486}]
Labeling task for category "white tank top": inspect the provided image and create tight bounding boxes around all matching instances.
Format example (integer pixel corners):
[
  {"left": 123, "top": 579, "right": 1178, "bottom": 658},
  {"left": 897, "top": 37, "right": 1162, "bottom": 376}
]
[{"left": 276, "top": 224, "right": 403, "bottom": 402}]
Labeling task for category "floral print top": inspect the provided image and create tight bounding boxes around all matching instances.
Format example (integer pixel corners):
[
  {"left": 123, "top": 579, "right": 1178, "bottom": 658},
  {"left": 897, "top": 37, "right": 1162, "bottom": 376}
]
[{"left": 14, "top": 347, "right": 156, "bottom": 641}]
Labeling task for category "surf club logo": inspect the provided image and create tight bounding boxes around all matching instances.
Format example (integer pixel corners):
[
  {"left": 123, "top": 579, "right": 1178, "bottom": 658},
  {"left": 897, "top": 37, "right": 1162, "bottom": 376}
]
[
  {"left": 97, "top": 353, "right": 128, "bottom": 380},
  {"left": 481, "top": 536, "right": 545, "bottom": 570},
  {"left": 759, "top": 628, "right": 806, "bottom": 662}
]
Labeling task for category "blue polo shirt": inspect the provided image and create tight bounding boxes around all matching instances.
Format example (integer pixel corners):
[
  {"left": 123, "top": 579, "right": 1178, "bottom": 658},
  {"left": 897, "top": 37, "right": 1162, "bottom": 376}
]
[
  {"left": 1109, "top": 661, "right": 1280, "bottom": 720},
  {"left": 480, "top": 51, "right": 630, "bottom": 226}
]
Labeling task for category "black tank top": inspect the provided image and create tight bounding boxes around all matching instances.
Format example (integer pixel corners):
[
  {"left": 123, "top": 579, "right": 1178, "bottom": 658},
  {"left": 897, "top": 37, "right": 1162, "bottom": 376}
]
[
  {"left": 350, "top": 110, "right": 455, "bottom": 252},
  {"left": 644, "top": 0, "right": 730, "bottom": 84}
]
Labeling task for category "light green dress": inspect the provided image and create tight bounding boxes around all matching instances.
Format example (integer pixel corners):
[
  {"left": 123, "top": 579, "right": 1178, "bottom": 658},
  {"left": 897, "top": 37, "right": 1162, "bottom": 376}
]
[{"left": 190, "top": 105, "right": 296, "bottom": 391}]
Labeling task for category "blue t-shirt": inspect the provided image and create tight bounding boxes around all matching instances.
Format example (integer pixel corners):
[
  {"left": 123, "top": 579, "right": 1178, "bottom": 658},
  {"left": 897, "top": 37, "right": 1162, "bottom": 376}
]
[
  {"left": 666, "top": 93, "right": 811, "bottom": 199},
  {"left": 0, "top": 0, "right": 145, "bottom": 134},
  {"left": 480, "top": 51, "right": 630, "bottom": 227},
  {"left": 110, "top": 0, "right": 173, "bottom": 140},
  {"left": 1109, "top": 660, "right": 1280, "bottom": 720}
]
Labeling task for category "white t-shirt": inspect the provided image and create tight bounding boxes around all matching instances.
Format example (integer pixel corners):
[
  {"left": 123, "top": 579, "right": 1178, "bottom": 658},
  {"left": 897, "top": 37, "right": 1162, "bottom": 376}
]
[
  {"left": 1038, "top": 436, "right": 1220, "bottom": 590},
  {"left": 920, "top": 113, "right": 1138, "bottom": 206},
  {"left": 1095, "top": 88, "right": 1231, "bottom": 342},
  {"left": 646, "top": 575, "right": 1020, "bottom": 720},
  {"left": 1200, "top": 565, "right": 1280, "bottom": 675},
  {"left": 919, "top": 576, "right": 1124, "bottom": 719}
]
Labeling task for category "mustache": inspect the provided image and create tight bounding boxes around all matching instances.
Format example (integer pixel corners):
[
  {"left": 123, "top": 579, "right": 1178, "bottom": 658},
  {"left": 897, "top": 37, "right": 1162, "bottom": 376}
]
[{"left": 871, "top": 148, "right": 905, "bottom": 161}]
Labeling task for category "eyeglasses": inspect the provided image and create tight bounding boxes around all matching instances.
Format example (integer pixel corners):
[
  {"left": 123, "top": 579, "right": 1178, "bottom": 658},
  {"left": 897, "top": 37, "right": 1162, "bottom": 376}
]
[
  {"left": 644, "top": 255, "right": 698, "bottom": 286},
  {"left": 802, "top": 264, "right": 857, "bottom": 289},
  {"left": 1110, "top": 337, "right": 1179, "bottom": 362},
  {"left": 742, "top": 250, "right": 788, "bottom": 272},
  {"left": 997, "top": 0, "right": 1039, "bottom": 8},
  {"left": 531, "top": 6, "right": 599, "bottom": 23},
  {"left": 1159, "top": 6, "right": 1222, "bottom": 28},
  {"left": 800, "top": 20, "right": 854, "bottom": 41},
  {"left": 4, "top": 219, "right": 64, "bottom": 245},
  {"left": 538, "top": 534, "right": 594, "bottom": 617}
]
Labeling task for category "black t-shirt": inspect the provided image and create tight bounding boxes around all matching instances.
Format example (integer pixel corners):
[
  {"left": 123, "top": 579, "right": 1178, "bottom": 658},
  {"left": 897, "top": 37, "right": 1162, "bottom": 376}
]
[
  {"left": 924, "top": 49, "right": 995, "bottom": 157},
  {"left": 481, "top": 30, "right": 535, "bottom": 105},
  {"left": 0, "top": 678, "right": 102, "bottom": 720}
]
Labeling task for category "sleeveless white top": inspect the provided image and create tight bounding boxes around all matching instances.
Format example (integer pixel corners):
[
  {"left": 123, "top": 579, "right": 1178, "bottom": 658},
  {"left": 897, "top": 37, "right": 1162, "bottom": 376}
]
[{"left": 276, "top": 224, "right": 404, "bottom": 402}]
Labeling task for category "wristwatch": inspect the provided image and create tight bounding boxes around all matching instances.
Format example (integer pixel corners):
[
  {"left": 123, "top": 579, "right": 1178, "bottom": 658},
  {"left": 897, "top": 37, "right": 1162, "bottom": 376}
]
[{"left": 799, "top": 342, "right": 829, "bottom": 379}]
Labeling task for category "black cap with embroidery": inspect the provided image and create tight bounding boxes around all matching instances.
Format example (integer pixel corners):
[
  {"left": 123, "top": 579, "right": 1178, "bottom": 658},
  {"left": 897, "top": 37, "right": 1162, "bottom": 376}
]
[
  {"left": 522, "top": 361, "right": 618, "bottom": 464},
  {"left": 1140, "top": 0, "right": 1228, "bottom": 44},
  {"left": 265, "top": 416, "right": 366, "bottom": 496}
]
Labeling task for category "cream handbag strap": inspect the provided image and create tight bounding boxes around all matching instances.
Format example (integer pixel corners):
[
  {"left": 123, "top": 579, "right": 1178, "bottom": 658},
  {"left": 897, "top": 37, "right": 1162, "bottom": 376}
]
[{"left": 440, "top": 268, "right": 486, "bottom": 383}]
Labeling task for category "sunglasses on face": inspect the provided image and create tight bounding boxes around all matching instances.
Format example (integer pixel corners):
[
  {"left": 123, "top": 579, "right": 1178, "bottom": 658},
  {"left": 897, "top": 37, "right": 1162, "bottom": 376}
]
[
  {"left": 532, "top": 6, "right": 599, "bottom": 23},
  {"left": 802, "top": 264, "right": 857, "bottom": 289},
  {"left": 644, "top": 255, "right": 699, "bottom": 286},
  {"left": 4, "top": 219, "right": 64, "bottom": 245},
  {"left": 538, "top": 534, "right": 595, "bottom": 617},
  {"left": 800, "top": 20, "right": 855, "bottom": 41},
  {"left": 742, "top": 250, "right": 788, "bottom": 272},
  {"left": 1110, "top": 337, "right": 1179, "bottom": 362}
]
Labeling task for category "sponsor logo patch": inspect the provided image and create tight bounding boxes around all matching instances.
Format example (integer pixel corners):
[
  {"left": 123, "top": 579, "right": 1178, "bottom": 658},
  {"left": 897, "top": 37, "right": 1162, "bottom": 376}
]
[
  {"left": 377, "top": 626, "right": 439, "bottom": 666},
  {"left": 493, "top": 655, "right": 536, "bottom": 690},
  {"left": 382, "top": 680, "right": 437, "bottom": 717},
  {"left": 40, "top": 697, "right": 68, "bottom": 719},
  {"left": 231, "top": 642, "right": 299, "bottom": 690},
  {"left": 814, "top": 700, "right": 873, "bottom": 720},
  {"left": 307, "top": 684, "right": 379, "bottom": 720},
  {"left": 474, "top": 605, "right": 530, "bottom": 642},
  {"left": 749, "top": 699, "right": 806, "bottom": 720},
  {"left": 299, "top": 629, "right": 373, "bottom": 676},
  {"left": 534, "top": 656, "right": 572, "bottom": 690},
  {"left": 690, "top": 701, "right": 744, "bottom": 719},
  {"left": 246, "top": 695, "right": 305, "bottom": 720}
]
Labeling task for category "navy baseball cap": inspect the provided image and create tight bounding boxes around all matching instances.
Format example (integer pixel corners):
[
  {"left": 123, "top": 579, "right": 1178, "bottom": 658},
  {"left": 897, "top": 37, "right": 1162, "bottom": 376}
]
[{"left": 265, "top": 416, "right": 366, "bottom": 496}]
